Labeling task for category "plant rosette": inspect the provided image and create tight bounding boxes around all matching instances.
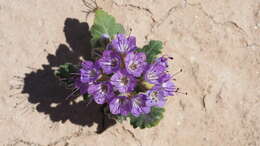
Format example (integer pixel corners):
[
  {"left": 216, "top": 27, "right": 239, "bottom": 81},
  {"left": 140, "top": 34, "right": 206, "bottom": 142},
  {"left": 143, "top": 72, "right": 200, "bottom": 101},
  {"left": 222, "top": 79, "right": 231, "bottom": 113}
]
[{"left": 55, "top": 10, "right": 178, "bottom": 129}]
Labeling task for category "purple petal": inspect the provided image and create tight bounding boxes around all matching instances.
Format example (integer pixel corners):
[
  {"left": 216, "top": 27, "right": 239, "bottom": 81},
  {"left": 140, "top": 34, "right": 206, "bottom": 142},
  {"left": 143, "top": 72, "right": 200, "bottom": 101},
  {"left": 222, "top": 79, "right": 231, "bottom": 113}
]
[
  {"left": 109, "top": 98, "right": 121, "bottom": 114},
  {"left": 110, "top": 69, "right": 136, "bottom": 93},
  {"left": 125, "top": 52, "right": 147, "bottom": 77},
  {"left": 98, "top": 50, "right": 121, "bottom": 74},
  {"left": 111, "top": 34, "right": 137, "bottom": 54},
  {"left": 156, "top": 100, "right": 166, "bottom": 107},
  {"left": 94, "top": 94, "right": 106, "bottom": 104},
  {"left": 131, "top": 94, "right": 151, "bottom": 116},
  {"left": 87, "top": 83, "right": 99, "bottom": 95},
  {"left": 74, "top": 78, "right": 88, "bottom": 94},
  {"left": 127, "top": 36, "right": 137, "bottom": 52},
  {"left": 109, "top": 96, "right": 131, "bottom": 115},
  {"left": 144, "top": 63, "right": 166, "bottom": 84},
  {"left": 156, "top": 74, "right": 176, "bottom": 96},
  {"left": 82, "top": 61, "right": 93, "bottom": 70},
  {"left": 142, "top": 106, "right": 151, "bottom": 114},
  {"left": 88, "top": 82, "right": 114, "bottom": 104},
  {"left": 144, "top": 56, "right": 171, "bottom": 84},
  {"left": 80, "top": 61, "right": 101, "bottom": 83},
  {"left": 145, "top": 88, "right": 166, "bottom": 107},
  {"left": 155, "top": 56, "right": 169, "bottom": 68}
]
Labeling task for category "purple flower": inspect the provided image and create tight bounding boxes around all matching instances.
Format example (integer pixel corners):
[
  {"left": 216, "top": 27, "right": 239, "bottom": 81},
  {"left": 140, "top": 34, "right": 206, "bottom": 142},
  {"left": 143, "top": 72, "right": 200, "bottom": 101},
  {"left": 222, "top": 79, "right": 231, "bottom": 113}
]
[
  {"left": 109, "top": 96, "right": 131, "bottom": 116},
  {"left": 131, "top": 94, "right": 151, "bottom": 117},
  {"left": 101, "top": 34, "right": 110, "bottom": 39},
  {"left": 80, "top": 61, "right": 101, "bottom": 83},
  {"left": 156, "top": 74, "right": 176, "bottom": 96},
  {"left": 155, "top": 56, "right": 169, "bottom": 67},
  {"left": 100, "top": 34, "right": 110, "bottom": 47},
  {"left": 144, "top": 62, "right": 166, "bottom": 84},
  {"left": 145, "top": 87, "right": 166, "bottom": 107},
  {"left": 88, "top": 82, "right": 114, "bottom": 104},
  {"left": 74, "top": 78, "right": 88, "bottom": 94},
  {"left": 110, "top": 69, "right": 136, "bottom": 93},
  {"left": 111, "top": 34, "right": 137, "bottom": 54},
  {"left": 125, "top": 52, "right": 147, "bottom": 77},
  {"left": 98, "top": 50, "right": 121, "bottom": 74}
]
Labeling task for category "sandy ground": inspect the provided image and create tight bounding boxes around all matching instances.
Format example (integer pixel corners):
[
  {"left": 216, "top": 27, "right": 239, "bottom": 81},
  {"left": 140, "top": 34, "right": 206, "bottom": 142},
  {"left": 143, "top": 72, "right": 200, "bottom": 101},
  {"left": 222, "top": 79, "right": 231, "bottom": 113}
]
[{"left": 0, "top": 0, "right": 260, "bottom": 145}]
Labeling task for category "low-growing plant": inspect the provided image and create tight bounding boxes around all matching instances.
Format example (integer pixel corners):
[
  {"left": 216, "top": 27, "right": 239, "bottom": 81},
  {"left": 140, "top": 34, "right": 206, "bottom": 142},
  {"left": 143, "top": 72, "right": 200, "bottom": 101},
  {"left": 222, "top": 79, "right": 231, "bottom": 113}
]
[{"left": 55, "top": 9, "right": 180, "bottom": 129}]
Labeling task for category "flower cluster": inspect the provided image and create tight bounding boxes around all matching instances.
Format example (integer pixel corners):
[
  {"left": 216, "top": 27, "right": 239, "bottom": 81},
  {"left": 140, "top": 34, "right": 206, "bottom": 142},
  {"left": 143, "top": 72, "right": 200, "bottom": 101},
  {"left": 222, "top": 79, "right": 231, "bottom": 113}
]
[{"left": 75, "top": 34, "right": 176, "bottom": 117}]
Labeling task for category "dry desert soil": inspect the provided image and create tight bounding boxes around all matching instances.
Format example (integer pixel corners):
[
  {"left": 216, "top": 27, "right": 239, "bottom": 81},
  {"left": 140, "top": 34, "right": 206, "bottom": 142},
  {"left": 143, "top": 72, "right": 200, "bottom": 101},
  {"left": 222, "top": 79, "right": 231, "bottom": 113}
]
[{"left": 0, "top": 0, "right": 260, "bottom": 146}]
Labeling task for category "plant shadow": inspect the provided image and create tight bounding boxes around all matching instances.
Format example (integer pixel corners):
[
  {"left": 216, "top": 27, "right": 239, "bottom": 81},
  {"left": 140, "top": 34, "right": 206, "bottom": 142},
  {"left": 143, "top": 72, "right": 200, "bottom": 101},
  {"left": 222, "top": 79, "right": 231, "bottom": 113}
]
[{"left": 22, "top": 18, "right": 116, "bottom": 134}]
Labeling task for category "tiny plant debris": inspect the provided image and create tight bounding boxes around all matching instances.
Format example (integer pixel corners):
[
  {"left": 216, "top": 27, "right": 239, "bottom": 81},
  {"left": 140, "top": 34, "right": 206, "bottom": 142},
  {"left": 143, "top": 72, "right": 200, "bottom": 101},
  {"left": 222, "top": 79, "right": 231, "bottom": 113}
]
[{"left": 55, "top": 9, "right": 179, "bottom": 129}]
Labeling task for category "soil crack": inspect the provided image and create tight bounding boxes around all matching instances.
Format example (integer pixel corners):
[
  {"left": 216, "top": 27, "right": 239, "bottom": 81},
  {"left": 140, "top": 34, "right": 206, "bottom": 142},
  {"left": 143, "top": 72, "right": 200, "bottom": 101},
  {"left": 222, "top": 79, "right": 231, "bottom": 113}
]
[{"left": 122, "top": 126, "right": 142, "bottom": 146}]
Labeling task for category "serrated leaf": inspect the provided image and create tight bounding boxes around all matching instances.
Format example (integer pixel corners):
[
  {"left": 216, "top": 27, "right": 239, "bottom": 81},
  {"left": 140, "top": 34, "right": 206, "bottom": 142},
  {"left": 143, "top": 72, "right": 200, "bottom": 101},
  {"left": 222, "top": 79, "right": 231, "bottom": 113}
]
[
  {"left": 113, "top": 115, "right": 128, "bottom": 123},
  {"left": 55, "top": 63, "right": 78, "bottom": 86},
  {"left": 138, "top": 40, "right": 163, "bottom": 63},
  {"left": 129, "top": 107, "right": 165, "bottom": 129},
  {"left": 90, "top": 9, "right": 125, "bottom": 47}
]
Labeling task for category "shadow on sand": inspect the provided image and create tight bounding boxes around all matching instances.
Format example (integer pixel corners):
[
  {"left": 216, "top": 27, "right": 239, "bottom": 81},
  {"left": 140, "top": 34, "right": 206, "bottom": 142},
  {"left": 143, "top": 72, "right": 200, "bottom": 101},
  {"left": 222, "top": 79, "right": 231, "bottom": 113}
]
[{"left": 22, "top": 18, "right": 115, "bottom": 133}]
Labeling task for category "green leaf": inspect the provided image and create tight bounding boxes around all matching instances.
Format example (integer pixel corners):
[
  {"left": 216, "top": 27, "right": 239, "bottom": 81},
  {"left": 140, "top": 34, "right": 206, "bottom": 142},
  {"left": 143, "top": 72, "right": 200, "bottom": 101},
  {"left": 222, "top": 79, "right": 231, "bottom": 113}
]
[
  {"left": 83, "top": 94, "right": 90, "bottom": 101},
  {"left": 55, "top": 63, "right": 78, "bottom": 86},
  {"left": 130, "top": 107, "right": 165, "bottom": 129},
  {"left": 90, "top": 9, "right": 125, "bottom": 47},
  {"left": 138, "top": 40, "right": 163, "bottom": 63},
  {"left": 113, "top": 115, "right": 128, "bottom": 123}
]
